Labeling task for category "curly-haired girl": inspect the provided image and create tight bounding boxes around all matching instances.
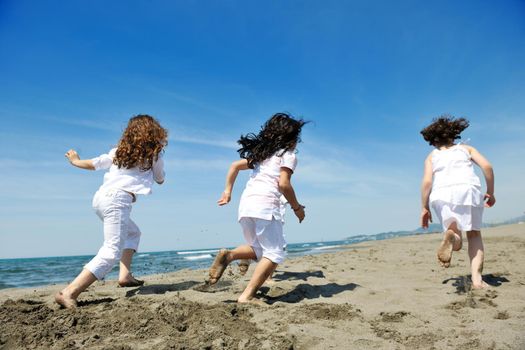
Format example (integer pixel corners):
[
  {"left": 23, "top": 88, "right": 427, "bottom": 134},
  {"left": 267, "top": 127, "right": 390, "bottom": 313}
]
[
  {"left": 420, "top": 115, "right": 495, "bottom": 289},
  {"left": 55, "top": 114, "right": 167, "bottom": 308},
  {"left": 208, "top": 113, "right": 306, "bottom": 304}
]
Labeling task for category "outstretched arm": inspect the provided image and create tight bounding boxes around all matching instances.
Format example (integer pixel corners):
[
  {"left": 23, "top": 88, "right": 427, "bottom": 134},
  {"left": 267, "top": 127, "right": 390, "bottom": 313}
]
[
  {"left": 468, "top": 146, "right": 495, "bottom": 207},
  {"left": 279, "top": 168, "right": 305, "bottom": 223},
  {"left": 65, "top": 149, "right": 95, "bottom": 170},
  {"left": 420, "top": 153, "right": 433, "bottom": 228},
  {"left": 217, "top": 159, "right": 249, "bottom": 206}
]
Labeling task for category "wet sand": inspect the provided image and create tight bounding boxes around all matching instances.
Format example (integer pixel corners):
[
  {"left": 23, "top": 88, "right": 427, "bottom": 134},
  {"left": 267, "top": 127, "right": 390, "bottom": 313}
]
[{"left": 1, "top": 223, "right": 524, "bottom": 349}]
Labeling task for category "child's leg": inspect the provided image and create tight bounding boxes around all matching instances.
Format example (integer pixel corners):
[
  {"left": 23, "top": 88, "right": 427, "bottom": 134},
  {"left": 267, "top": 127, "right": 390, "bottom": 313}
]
[
  {"left": 237, "top": 218, "right": 284, "bottom": 302},
  {"left": 55, "top": 269, "right": 97, "bottom": 309},
  {"left": 437, "top": 222, "right": 462, "bottom": 268},
  {"left": 265, "top": 263, "right": 278, "bottom": 284},
  {"left": 208, "top": 245, "right": 257, "bottom": 284},
  {"left": 238, "top": 258, "right": 277, "bottom": 303},
  {"left": 467, "top": 230, "right": 488, "bottom": 289},
  {"left": 56, "top": 191, "right": 131, "bottom": 308},
  {"left": 118, "top": 219, "right": 143, "bottom": 287}
]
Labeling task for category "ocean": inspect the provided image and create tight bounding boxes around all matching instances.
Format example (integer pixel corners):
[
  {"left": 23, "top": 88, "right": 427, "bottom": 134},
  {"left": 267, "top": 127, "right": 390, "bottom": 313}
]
[{"left": 0, "top": 230, "right": 422, "bottom": 290}]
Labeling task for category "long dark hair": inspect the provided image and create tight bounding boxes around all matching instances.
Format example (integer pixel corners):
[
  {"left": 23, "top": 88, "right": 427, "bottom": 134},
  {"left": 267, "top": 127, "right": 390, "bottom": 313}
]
[
  {"left": 238, "top": 113, "right": 306, "bottom": 168},
  {"left": 420, "top": 114, "right": 469, "bottom": 148}
]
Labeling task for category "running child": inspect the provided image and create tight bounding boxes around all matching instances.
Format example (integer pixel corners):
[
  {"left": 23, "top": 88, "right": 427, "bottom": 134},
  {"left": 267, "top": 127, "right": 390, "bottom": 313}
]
[
  {"left": 55, "top": 114, "right": 168, "bottom": 308},
  {"left": 208, "top": 112, "right": 306, "bottom": 304},
  {"left": 420, "top": 115, "right": 495, "bottom": 289}
]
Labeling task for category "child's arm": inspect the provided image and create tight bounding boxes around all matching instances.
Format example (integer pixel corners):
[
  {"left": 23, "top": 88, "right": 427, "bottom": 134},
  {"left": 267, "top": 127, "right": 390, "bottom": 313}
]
[
  {"left": 217, "top": 159, "right": 249, "bottom": 206},
  {"left": 152, "top": 155, "right": 165, "bottom": 185},
  {"left": 467, "top": 146, "right": 496, "bottom": 207},
  {"left": 420, "top": 153, "right": 433, "bottom": 228},
  {"left": 65, "top": 149, "right": 95, "bottom": 170},
  {"left": 279, "top": 168, "right": 305, "bottom": 223}
]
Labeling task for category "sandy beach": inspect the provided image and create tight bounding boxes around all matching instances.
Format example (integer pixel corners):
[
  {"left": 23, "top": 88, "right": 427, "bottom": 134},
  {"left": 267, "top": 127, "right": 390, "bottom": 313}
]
[{"left": 1, "top": 223, "right": 524, "bottom": 349}]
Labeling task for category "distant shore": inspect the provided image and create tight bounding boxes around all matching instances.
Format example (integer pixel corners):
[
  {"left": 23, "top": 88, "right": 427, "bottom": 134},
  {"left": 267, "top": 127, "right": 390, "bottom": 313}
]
[{"left": 1, "top": 224, "right": 524, "bottom": 349}]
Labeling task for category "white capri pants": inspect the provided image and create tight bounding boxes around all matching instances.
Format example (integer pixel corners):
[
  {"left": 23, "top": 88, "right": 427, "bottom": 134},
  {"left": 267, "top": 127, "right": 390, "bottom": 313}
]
[
  {"left": 239, "top": 217, "right": 286, "bottom": 264},
  {"left": 431, "top": 200, "right": 484, "bottom": 232},
  {"left": 85, "top": 189, "right": 141, "bottom": 280}
]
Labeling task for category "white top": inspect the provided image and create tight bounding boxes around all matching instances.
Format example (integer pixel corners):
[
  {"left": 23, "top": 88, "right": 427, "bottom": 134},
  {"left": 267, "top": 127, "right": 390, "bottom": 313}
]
[
  {"left": 429, "top": 145, "right": 483, "bottom": 207},
  {"left": 92, "top": 148, "right": 165, "bottom": 195},
  {"left": 238, "top": 150, "right": 297, "bottom": 221}
]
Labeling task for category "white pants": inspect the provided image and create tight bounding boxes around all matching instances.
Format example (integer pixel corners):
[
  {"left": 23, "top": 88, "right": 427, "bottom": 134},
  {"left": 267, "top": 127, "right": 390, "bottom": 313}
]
[
  {"left": 432, "top": 200, "right": 483, "bottom": 232},
  {"left": 239, "top": 217, "right": 286, "bottom": 264},
  {"left": 85, "top": 189, "right": 141, "bottom": 280}
]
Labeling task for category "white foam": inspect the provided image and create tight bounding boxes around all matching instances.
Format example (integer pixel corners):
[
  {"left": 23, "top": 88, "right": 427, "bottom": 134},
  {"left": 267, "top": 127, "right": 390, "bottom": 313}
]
[
  {"left": 183, "top": 254, "right": 213, "bottom": 261},
  {"left": 177, "top": 249, "right": 220, "bottom": 255},
  {"left": 312, "top": 245, "right": 342, "bottom": 250}
]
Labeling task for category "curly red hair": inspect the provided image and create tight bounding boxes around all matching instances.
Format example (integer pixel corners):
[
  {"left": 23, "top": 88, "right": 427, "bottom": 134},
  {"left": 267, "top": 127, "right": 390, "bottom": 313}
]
[{"left": 114, "top": 115, "right": 168, "bottom": 170}]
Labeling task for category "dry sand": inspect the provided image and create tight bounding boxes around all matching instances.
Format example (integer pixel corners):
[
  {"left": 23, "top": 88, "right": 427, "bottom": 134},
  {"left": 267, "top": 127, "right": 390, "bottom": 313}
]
[{"left": 1, "top": 223, "right": 524, "bottom": 349}]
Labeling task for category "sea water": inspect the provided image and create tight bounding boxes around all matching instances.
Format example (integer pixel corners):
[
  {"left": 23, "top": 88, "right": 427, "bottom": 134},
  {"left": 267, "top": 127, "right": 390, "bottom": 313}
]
[{"left": 0, "top": 230, "right": 421, "bottom": 289}]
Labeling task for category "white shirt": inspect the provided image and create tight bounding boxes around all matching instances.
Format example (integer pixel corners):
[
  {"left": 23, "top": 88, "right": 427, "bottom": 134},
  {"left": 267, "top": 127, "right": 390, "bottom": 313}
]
[
  {"left": 238, "top": 150, "right": 297, "bottom": 221},
  {"left": 429, "top": 145, "right": 483, "bottom": 207},
  {"left": 92, "top": 148, "right": 165, "bottom": 195}
]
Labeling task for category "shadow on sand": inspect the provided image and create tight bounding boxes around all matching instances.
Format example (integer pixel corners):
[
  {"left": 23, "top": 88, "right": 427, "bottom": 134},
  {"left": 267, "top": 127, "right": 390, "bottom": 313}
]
[
  {"left": 125, "top": 281, "right": 201, "bottom": 297},
  {"left": 259, "top": 282, "right": 359, "bottom": 304},
  {"left": 77, "top": 297, "right": 116, "bottom": 307},
  {"left": 442, "top": 273, "right": 510, "bottom": 294},
  {"left": 272, "top": 270, "right": 325, "bottom": 281}
]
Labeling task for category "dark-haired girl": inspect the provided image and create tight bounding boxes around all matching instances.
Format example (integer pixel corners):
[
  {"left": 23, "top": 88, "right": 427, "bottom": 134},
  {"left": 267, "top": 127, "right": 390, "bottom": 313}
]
[
  {"left": 208, "top": 113, "right": 306, "bottom": 304},
  {"left": 55, "top": 115, "right": 168, "bottom": 308},
  {"left": 420, "top": 115, "right": 495, "bottom": 289}
]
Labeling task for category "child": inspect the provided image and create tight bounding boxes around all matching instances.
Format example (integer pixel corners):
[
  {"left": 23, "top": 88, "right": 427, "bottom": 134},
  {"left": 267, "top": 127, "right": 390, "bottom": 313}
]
[
  {"left": 237, "top": 195, "right": 288, "bottom": 282},
  {"left": 420, "top": 115, "right": 495, "bottom": 289},
  {"left": 55, "top": 114, "right": 167, "bottom": 308},
  {"left": 208, "top": 113, "right": 306, "bottom": 304}
]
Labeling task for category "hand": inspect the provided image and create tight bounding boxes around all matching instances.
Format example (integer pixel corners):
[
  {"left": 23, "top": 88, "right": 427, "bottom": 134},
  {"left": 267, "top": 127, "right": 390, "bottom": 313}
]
[
  {"left": 484, "top": 193, "right": 496, "bottom": 208},
  {"left": 293, "top": 205, "right": 305, "bottom": 223},
  {"left": 65, "top": 149, "right": 80, "bottom": 164},
  {"left": 421, "top": 207, "right": 432, "bottom": 229},
  {"left": 217, "top": 191, "right": 231, "bottom": 206}
]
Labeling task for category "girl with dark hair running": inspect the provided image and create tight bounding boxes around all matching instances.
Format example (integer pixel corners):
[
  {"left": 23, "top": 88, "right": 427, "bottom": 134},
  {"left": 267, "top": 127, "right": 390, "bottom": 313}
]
[
  {"left": 420, "top": 115, "right": 495, "bottom": 289},
  {"left": 55, "top": 115, "right": 168, "bottom": 308},
  {"left": 208, "top": 113, "right": 306, "bottom": 304}
]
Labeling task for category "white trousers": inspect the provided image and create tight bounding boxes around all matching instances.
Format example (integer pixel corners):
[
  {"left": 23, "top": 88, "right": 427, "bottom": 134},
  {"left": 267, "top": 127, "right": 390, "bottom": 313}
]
[
  {"left": 85, "top": 189, "right": 141, "bottom": 280},
  {"left": 432, "top": 200, "right": 483, "bottom": 232},
  {"left": 239, "top": 217, "right": 286, "bottom": 264}
]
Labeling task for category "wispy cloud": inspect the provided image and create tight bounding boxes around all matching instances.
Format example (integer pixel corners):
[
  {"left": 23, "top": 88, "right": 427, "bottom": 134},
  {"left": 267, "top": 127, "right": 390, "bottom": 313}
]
[
  {"left": 43, "top": 116, "right": 124, "bottom": 132},
  {"left": 146, "top": 85, "right": 239, "bottom": 118}
]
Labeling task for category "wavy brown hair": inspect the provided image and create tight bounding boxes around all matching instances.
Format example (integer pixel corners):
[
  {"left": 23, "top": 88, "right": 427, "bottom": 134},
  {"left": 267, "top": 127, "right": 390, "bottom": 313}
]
[
  {"left": 114, "top": 114, "right": 168, "bottom": 170},
  {"left": 238, "top": 113, "right": 307, "bottom": 168},
  {"left": 420, "top": 114, "right": 469, "bottom": 148}
]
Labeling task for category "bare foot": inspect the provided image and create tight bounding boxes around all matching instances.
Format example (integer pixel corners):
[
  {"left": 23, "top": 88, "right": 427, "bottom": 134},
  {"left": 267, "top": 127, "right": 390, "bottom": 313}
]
[
  {"left": 471, "top": 280, "right": 489, "bottom": 289},
  {"left": 238, "top": 260, "right": 250, "bottom": 276},
  {"left": 55, "top": 291, "right": 78, "bottom": 309},
  {"left": 237, "top": 297, "right": 268, "bottom": 306},
  {"left": 208, "top": 249, "right": 230, "bottom": 285},
  {"left": 118, "top": 276, "right": 144, "bottom": 288},
  {"left": 437, "top": 230, "right": 455, "bottom": 268}
]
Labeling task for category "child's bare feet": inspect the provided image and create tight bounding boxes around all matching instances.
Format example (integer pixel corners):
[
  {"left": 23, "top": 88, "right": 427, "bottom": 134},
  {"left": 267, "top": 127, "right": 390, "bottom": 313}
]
[
  {"left": 237, "top": 296, "right": 268, "bottom": 306},
  {"left": 118, "top": 275, "right": 144, "bottom": 288},
  {"left": 471, "top": 280, "right": 489, "bottom": 289},
  {"left": 208, "top": 249, "right": 230, "bottom": 285},
  {"left": 238, "top": 259, "right": 250, "bottom": 276},
  {"left": 437, "top": 230, "right": 455, "bottom": 268},
  {"left": 55, "top": 291, "right": 77, "bottom": 309}
]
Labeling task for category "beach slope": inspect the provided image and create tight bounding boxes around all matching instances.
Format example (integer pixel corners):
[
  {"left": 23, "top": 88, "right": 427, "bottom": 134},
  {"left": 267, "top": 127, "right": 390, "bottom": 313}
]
[{"left": 1, "top": 224, "right": 524, "bottom": 349}]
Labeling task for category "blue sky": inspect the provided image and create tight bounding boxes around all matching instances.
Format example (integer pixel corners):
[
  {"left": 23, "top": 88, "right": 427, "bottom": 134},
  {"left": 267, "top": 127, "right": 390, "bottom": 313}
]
[{"left": 1, "top": 1, "right": 524, "bottom": 258}]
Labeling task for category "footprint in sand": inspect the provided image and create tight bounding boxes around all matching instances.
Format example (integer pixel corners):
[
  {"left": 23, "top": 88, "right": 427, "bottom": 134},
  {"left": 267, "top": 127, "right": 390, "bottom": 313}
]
[{"left": 193, "top": 280, "right": 232, "bottom": 293}]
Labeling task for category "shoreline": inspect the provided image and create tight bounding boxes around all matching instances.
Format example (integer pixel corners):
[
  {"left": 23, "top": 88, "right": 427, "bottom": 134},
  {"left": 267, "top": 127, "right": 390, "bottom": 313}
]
[{"left": 1, "top": 223, "right": 524, "bottom": 349}]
